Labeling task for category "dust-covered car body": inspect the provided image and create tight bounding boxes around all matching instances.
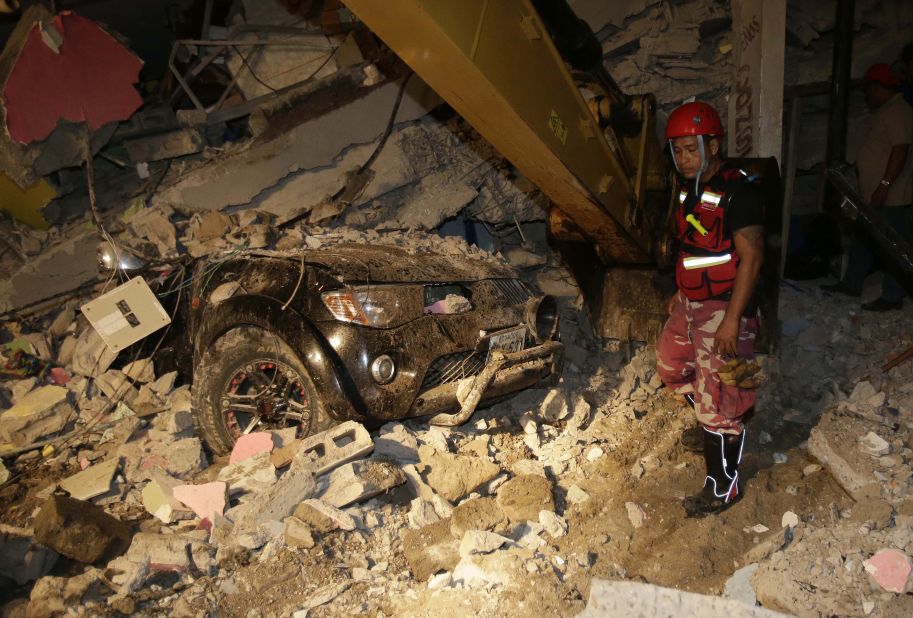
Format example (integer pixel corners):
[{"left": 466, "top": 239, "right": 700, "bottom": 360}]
[{"left": 164, "top": 243, "right": 562, "bottom": 453}]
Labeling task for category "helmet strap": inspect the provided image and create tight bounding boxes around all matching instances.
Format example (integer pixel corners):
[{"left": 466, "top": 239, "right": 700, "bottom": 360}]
[{"left": 695, "top": 135, "right": 708, "bottom": 194}]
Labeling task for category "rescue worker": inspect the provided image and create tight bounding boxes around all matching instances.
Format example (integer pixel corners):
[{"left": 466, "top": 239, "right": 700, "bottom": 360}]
[{"left": 656, "top": 101, "right": 765, "bottom": 518}]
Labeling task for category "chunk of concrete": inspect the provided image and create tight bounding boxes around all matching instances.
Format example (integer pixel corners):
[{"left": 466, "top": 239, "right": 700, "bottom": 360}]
[
  {"left": 807, "top": 411, "right": 880, "bottom": 501},
  {"left": 577, "top": 580, "right": 790, "bottom": 617},
  {"left": 231, "top": 464, "right": 317, "bottom": 537},
  {"left": 148, "top": 371, "right": 177, "bottom": 396},
  {"left": 142, "top": 437, "right": 207, "bottom": 480},
  {"left": 122, "top": 358, "right": 155, "bottom": 383},
  {"left": 567, "top": 484, "right": 591, "bottom": 504},
  {"left": 724, "top": 563, "right": 759, "bottom": 607},
  {"left": 284, "top": 517, "right": 315, "bottom": 549},
  {"left": 459, "top": 529, "right": 509, "bottom": 557},
  {"left": 539, "top": 388, "right": 569, "bottom": 423},
  {"left": 123, "top": 531, "right": 215, "bottom": 575},
  {"left": 450, "top": 496, "right": 509, "bottom": 538},
  {"left": 417, "top": 445, "right": 501, "bottom": 503},
  {"left": 626, "top": 502, "right": 648, "bottom": 529},
  {"left": 402, "top": 518, "right": 460, "bottom": 581},
  {"left": 293, "top": 421, "right": 374, "bottom": 476},
  {"left": 270, "top": 439, "right": 302, "bottom": 469},
  {"left": 26, "top": 568, "right": 102, "bottom": 617},
  {"left": 375, "top": 422, "right": 419, "bottom": 462},
  {"left": 0, "top": 385, "right": 74, "bottom": 447},
  {"left": 408, "top": 498, "right": 441, "bottom": 529},
  {"left": 317, "top": 460, "right": 406, "bottom": 508},
  {"left": 173, "top": 481, "right": 228, "bottom": 522},
  {"left": 218, "top": 451, "right": 278, "bottom": 498},
  {"left": 141, "top": 471, "right": 187, "bottom": 523},
  {"left": 293, "top": 499, "right": 357, "bottom": 532},
  {"left": 33, "top": 495, "right": 131, "bottom": 564},
  {"left": 93, "top": 371, "right": 139, "bottom": 405},
  {"left": 59, "top": 458, "right": 119, "bottom": 501},
  {"left": 229, "top": 432, "right": 274, "bottom": 464},
  {"left": 864, "top": 549, "right": 912, "bottom": 593},
  {"left": 70, "top": 328, "right": 117, "bottom": 378},
  {"left": 0, "top": 524, "right": 58, "bottom": 585},
  {"left": 496, "top": 474, "right": 555, "bottom": 523},
  {"left": 859, "top": 432, "right": 891, "bottom": 457},
  {"left": 539, "top": 510, "right": 568, "bottom": 538}
]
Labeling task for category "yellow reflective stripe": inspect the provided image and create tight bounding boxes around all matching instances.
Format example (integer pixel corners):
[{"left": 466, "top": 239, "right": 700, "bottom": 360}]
[{"left": 682, "top": 253, "right": 732, "bottom": 270}]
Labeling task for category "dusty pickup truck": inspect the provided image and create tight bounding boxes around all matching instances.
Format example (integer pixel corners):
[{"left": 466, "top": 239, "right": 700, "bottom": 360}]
[{"left": 105, "top": 243, "right": 563, "bottom": 454}]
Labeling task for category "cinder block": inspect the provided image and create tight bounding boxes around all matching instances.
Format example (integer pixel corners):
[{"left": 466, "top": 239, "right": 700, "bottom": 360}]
[{"left": 292, "top": 421, "right": 374, "bottom": 476}]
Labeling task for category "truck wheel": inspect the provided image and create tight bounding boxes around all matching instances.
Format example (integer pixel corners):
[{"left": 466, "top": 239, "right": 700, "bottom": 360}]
[{"left": 192, "top": 326, "right": 330, "bottom": 455}]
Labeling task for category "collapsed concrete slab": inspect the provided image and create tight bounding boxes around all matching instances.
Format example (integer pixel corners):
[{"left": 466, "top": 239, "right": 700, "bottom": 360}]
[
  {"left": 152, "top": 76, "right": 439, "bottom": 213},
  {"left": 577, "top": 580, "right": 790, "bottom": 617},
  {"left": 33, "top": 495, "right": 131, "bottom": 564}
]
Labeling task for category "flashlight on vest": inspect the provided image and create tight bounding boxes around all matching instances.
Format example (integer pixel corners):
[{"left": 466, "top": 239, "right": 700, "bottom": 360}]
[{"left": 685, "top": 214, "right": 709, "bottom": 236}]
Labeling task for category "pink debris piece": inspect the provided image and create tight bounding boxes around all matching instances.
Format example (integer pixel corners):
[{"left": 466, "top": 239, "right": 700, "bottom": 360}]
[
  {"left": 172, "top": 481, "right": 227, "bottom": 523},
  {"left": 864, "top": 549, "right": 912, "bottom": 593},
  {"left": 48, "top": 368, "right": 71, "bottom": 385},
  {"left": 229, "top": 432, "right": 275, "bottom": 464}
]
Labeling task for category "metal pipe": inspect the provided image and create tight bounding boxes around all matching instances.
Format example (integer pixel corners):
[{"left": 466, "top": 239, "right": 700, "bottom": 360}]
[{"left": 825, "top": 0, "right": 854, "bottom": 166}]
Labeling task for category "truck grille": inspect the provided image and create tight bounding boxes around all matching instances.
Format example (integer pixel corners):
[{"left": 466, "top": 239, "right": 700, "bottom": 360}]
[
  {"left": 420, "top": 350, "right": 486, "bottom": 391},
  {"left": 490, "top": 278, "right": 530, "bottom": 306}
]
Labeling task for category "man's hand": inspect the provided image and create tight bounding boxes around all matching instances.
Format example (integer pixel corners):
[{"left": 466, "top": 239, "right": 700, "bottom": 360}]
[
  {"left": 870, "top": 184, "right": 889, "bottom": 207},
  {"left": 713, "top": 316, "right": 740, "bottom": 357}
]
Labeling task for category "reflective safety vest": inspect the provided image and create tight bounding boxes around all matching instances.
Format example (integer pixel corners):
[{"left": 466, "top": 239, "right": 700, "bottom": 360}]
[{"left": 674, "top": 167, "right": 748, "bottom": 301}]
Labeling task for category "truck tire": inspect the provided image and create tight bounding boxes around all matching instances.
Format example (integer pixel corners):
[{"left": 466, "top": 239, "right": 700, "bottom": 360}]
[{"left": 191, "top": 326, "right": 331, "bottom": 455}]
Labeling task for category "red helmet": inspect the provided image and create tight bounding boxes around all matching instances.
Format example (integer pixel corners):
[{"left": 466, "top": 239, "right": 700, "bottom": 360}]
[
  {"left": 665, "top": 101, "right": 723, "bottom": 140},
  {"left": 864, "top": 63, "right": 901, "bottom": 88}
]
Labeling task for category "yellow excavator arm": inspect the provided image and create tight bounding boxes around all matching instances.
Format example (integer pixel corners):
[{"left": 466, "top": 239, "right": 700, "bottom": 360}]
[{"left": 343, "top": 0, "right": 677, "bottom": 340}]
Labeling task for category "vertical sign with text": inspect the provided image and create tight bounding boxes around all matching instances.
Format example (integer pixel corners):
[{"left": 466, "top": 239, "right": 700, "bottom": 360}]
[{"left": 729, "top": 0, "right": 786, "bottom": 162}]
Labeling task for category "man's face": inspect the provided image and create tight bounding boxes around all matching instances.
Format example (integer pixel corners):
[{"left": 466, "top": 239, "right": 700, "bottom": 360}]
[
  {"left": 864, "top": 81, "right": 893, "bottom": 108},
  {"left": 670, "top": 135, "right": 707, "bottom": 179}
]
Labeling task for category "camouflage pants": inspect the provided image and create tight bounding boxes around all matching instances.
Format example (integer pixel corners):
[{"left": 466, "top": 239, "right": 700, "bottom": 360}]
[{"left": 656, "top": 292, "right": 758, "bottom": 434}]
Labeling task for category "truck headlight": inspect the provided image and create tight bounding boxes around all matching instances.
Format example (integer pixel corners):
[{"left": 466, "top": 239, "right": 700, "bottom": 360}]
[
  {"left": 322, "top": 286, "right": 410, "bottom": 328},
  {"left": 527, "top": 295, "right": 559, "bottom": 343}
]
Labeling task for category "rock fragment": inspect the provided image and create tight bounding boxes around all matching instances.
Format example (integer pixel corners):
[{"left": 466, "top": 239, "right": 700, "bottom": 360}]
[
  {"left": 0, "top": 385, "right": 74, "bottom": 447},
  {"left": 0, "top": 524, "right": 58, "bottom": 585},
  {"left": 418, "top": 445, "right": 500, "bottom": 503},
  {"left": 402, "top": 518, "right": 460, "bottom": 581},
  {"left": 317, "top": 460, "right": 405, "bottom": 508},
  {"left": 496, "top": 474, "right": 554, "bottom": 523},
  {"left": 293, "top": 499, "right": 357, "bottom": 532},
  {"left": 33, "top": 495, "right": 131, "bottom": 564}
]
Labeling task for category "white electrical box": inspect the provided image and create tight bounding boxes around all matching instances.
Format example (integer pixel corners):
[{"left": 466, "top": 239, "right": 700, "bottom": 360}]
[{"left": 81, "top": 277, "right": 172, "bottom": 352}]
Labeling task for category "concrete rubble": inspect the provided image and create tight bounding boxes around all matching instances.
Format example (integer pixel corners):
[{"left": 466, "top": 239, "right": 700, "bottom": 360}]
[{"left": 1, "top": 1, "right": 913, "bottom": 615}]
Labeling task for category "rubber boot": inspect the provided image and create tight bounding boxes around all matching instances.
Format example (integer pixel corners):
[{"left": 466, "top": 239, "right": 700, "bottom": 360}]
[
  {"left": 680, "top": 394, "right": 704, "bottom": 452},
  {"left": 683, "top": 428, "right": 745, "bottom": 518}
]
